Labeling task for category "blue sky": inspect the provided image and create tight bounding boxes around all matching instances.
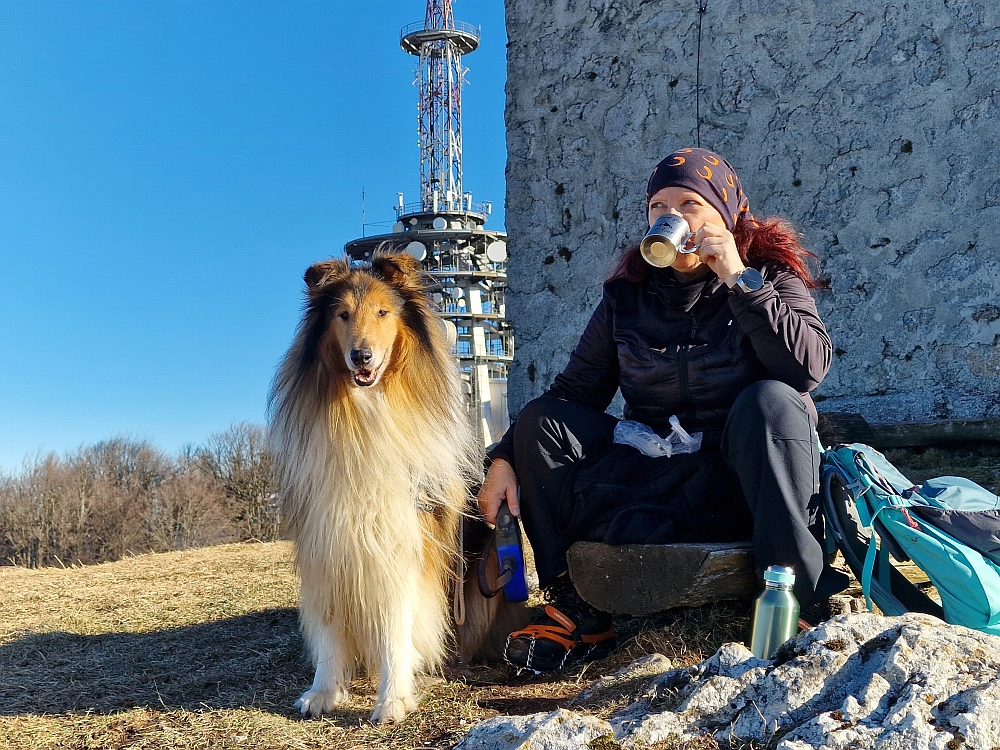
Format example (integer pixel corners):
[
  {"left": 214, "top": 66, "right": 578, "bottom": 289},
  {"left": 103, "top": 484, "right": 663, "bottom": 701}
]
[{"left": 0, "top": 0, "right": 508, "bottom": 473}]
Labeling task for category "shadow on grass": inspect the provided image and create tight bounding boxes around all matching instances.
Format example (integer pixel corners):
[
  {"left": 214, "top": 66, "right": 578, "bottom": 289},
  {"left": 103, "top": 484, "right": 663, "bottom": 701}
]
[
  {"left": 0, "top": 608, "right": 327, "bottom": 717},
  {"left": 0, "top": 601, "right": 757, "bottom": 723}
]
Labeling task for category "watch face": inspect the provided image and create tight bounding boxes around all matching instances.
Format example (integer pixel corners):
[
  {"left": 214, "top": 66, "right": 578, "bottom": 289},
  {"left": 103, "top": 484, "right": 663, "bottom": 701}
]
[{"left": 738, "top": 267, "right": 764, "bottom": 292}]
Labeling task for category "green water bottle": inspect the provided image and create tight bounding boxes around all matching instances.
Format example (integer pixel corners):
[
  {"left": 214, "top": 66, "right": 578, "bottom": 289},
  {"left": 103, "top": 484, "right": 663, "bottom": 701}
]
[{"left": 750, "top": 565, "right": 800, "bottom": 660}]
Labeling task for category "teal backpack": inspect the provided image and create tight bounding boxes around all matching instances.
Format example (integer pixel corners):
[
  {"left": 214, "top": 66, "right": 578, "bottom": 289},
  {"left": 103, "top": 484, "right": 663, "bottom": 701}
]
[{"left": 822, "top": 443, "right": 1000, "bottom": 636}]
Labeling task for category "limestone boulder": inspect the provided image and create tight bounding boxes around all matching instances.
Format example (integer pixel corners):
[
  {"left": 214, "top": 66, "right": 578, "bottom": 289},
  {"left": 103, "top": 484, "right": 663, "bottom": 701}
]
[
  {"left": 452, "top": 708, "right": 614, "bottom": 750},
  {"left": 453, "top": 613, "right": 1000, "bottom": 750}
]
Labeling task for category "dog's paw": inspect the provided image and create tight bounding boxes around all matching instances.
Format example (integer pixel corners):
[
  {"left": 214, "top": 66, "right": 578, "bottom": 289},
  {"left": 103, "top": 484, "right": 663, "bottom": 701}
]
[
  {"left": 294, "top": 686, "right": 348, "bottom": 718},
  {"left": 370, "top": 695, "right": 417, "bottom": 724}
]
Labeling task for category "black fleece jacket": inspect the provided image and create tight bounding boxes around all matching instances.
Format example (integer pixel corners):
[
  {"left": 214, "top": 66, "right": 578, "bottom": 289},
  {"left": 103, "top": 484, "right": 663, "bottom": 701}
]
[{"left": 490, "top": 262, "right": 831, "bottom": 466}]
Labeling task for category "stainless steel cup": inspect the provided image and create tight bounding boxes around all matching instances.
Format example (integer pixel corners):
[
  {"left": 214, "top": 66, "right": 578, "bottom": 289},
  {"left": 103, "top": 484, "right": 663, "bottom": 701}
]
[{"left": 640, "top": 214, "right": 699, "bottom": 267}]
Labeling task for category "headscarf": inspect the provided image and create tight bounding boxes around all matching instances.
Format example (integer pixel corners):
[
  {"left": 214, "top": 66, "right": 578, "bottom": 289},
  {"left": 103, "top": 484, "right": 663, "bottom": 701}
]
[{"left": 645, "top": 148, "right": 754, "bottom": 232}]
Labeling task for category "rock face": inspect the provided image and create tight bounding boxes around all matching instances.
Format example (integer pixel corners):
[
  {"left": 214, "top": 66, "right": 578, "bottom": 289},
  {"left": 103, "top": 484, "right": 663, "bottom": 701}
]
[
  {"left": 503, "top": 0, "right": 1000, "bottom": 424},
  {"left": 455, "top": 613, "right": 1000, "bottom": 749},
  {"left": 453, "top": 708, "right": 614, "bottom": 750}
]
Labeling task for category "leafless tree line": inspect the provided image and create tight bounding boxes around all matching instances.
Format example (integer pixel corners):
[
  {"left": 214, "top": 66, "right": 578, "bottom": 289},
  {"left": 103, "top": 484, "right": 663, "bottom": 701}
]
[{"left": 0, "top": 423, "right": 280, "bottom": 568}]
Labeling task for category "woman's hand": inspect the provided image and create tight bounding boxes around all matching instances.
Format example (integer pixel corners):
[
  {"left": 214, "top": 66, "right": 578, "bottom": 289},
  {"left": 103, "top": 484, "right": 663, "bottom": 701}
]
[
  {"left": 477, "top": 457, "right": 519, "bottom": 526},
  {"left": 692, "top": 223, "right": 745, "bottom": 287}
]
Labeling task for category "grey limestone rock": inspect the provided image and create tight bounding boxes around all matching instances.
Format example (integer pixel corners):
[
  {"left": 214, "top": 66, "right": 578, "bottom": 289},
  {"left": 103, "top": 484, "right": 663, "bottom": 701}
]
[
  {"left": 618, "top": 612, "right": 1000, "bottom": 748},
  {"left": 452, "top": 707, "right": 614, "bottom": 749},
  {"left": 453, "top": 613, "right": 1000, "bottom": 749},
  {"left": 570, "top": 652, "right": 672, "bottom": 709}
]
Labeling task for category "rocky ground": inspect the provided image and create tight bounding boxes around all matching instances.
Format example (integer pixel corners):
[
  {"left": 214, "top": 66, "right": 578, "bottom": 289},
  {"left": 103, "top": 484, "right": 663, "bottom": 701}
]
[{"left": 456, "top": 612, "right": 1000, "bottom": 749}]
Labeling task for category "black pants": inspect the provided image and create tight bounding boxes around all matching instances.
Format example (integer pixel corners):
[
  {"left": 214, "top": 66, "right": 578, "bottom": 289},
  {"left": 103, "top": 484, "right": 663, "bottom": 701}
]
[{"left": 509, "top": 380, "right": 846, "bottom": 608}]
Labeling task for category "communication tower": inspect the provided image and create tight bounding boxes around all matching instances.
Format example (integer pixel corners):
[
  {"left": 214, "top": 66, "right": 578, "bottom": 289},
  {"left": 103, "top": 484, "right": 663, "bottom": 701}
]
[{"left": 344, "top": 0, "right": 512, "bottom": 448}]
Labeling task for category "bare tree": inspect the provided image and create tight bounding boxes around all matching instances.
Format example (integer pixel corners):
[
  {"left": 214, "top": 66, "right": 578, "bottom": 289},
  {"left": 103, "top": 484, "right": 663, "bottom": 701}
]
[
  {"left": 0, "top": 424, "right": 279, "bottom": 568},
  {"left": 0, "top": 453, "right": 77, "bottom": 567},
  {"left": 70, "top": 437, "right": 171, "bottom": 563},
  {"left": 196, "top": 423, "right": 281, "bottom": 542},
  {"left": 148, "top": 466, "right": 238, "bottom": 551}
]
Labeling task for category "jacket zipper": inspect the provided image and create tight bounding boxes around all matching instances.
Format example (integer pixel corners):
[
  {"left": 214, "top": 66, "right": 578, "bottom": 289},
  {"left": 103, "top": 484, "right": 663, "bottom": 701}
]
[
  {"left": 677, "top": 311, "right": 697, "bottom": 404},
  {"left": 677, "top": 344, "right": 690, "bottom": 403}
]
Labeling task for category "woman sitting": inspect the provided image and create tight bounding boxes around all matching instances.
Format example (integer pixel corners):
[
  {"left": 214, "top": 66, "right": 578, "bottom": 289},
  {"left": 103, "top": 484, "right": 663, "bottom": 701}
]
[{"left": 477, "top": 147, "right": 849, "bottom": 673}]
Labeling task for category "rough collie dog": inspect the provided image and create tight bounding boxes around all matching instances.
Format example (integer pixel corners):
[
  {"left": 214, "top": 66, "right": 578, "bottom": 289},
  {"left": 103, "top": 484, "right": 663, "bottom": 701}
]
[{"left": 268, "top": 253, "right": 482, "bottom": 723}]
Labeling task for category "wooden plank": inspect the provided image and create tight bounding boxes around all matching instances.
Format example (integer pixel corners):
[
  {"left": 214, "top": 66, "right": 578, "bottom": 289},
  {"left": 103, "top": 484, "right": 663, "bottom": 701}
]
[
  {"left": 816, "top": 413, "right": 1000, "bottom": 449},
  {"left": 869, "top": 419, "right": 1000, "bottom": 448},
  {"left": 816, "top": 411, "right": 875, "bottom": 446},
  {"left": 566, "top": 541, "right": 757, "bottom": 615}
]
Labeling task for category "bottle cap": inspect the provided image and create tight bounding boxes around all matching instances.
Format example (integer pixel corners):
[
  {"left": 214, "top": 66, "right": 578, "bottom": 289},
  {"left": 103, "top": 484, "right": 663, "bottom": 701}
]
[{"left": 763, "top": 565, "right": 795, "bottom": 586}]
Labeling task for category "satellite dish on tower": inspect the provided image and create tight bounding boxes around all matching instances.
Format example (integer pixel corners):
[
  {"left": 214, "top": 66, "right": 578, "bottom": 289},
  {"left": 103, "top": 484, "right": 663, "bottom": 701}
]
[
  {"left": 432, "top": 216, "right": 447, "bottom": 230},
  {"left": 486, "top": 241, "right": 508, "bottom": 263},
  {"left": 405, "top": 241, "right": 427, "bottom": 261},
  {"left": 441, "top": 319, "right": 458, "bottom": 348}
]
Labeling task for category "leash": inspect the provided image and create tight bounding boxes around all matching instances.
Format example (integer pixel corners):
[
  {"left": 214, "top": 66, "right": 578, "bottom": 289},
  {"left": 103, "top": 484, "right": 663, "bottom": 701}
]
[
  {"left": 453, "top": 518, "right": 466, "bottom": 625},
  {"left": 477, "top": 538, "right": 515, "bottom": 598}
]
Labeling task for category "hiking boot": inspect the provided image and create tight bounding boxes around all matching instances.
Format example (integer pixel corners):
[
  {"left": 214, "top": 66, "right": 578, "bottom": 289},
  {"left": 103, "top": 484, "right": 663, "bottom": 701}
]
[
  {"left": 504, "top": 573, "right": 616, "bottom": 673},
  {"left": 798, "top": 597, "right": 835, "bottom": 630}
]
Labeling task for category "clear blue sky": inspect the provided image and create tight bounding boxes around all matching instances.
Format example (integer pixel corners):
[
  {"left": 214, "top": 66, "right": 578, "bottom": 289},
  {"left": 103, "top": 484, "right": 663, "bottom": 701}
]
[{"left": 0, "top": 0, "right": 508, "bottom": 473}]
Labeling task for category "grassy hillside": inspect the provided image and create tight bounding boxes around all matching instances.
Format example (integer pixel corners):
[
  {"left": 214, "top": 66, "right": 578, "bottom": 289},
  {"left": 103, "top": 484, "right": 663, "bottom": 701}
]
[{"left": 0, "top": 541, "right": 748, "bottom": 749}]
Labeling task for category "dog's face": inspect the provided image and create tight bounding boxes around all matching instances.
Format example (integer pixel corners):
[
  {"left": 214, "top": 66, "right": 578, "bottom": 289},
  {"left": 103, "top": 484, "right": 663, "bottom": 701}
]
[
  {"left": 327, "top": 277, "right": 401, "bottom": 388},
  {"left": 304, "top": 254, "right": 424, "bottom": 389}
]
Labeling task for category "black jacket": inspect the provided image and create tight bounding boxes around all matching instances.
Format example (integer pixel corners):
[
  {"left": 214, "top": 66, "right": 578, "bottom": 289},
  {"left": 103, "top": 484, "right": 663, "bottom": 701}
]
[{"left": 491, "top": 263, "right": 831, "bottom": 464}]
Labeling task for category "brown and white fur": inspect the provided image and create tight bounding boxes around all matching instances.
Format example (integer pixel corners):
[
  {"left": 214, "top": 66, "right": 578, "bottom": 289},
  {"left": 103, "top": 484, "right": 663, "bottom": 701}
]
[{"left": 268, "top": 253, "right": 483, "bottom": 723}]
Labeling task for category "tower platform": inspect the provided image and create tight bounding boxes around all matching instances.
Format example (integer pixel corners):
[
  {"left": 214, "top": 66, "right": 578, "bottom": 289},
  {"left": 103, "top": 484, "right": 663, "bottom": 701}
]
[{"left": 400, "top": 21, "right": 480, "bottom": 55}]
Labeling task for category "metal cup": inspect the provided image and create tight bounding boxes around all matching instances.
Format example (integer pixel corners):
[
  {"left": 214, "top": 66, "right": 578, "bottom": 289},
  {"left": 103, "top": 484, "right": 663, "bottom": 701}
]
[{"left": 640, "top": 214, "right": 700, "bottom": 267}]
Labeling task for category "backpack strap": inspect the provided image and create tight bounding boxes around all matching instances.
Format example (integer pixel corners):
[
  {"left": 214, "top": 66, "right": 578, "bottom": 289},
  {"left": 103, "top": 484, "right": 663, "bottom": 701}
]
[
  {"left": 859, "top": 503, "right": 910, "bottom": 616},
  {"left": 855, "top": 459, "right": 920, "bottom": 615},
  {"left": 861, "top": 505, "right": 881, "bottom": 613}
]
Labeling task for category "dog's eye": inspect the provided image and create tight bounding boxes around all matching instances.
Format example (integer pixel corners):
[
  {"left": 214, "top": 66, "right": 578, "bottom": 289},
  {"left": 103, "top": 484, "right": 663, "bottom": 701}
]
[
  {"left": 338, "top": 311, "right": 349, "bottom": 321},
  {"left": 378, "top": 309, "right": 388, "bottom": 317}
]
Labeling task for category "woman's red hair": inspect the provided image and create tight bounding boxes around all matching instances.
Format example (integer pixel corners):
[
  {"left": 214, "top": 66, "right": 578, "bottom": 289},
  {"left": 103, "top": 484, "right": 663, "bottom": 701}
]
[{"left": 608, "top": 217, "right": 820, "bottom": 288}]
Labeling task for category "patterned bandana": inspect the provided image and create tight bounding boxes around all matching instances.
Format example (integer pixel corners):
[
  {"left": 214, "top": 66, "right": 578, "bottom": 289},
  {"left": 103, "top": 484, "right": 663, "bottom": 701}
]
[{"left": 645, "top": 148, "right": 753, "bottom": 232}]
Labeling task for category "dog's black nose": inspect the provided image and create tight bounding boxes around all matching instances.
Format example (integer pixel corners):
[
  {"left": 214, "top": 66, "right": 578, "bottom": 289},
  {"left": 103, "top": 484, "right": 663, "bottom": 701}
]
[{"left": 350, "top": 348, "right": 373, "bottom": 367}]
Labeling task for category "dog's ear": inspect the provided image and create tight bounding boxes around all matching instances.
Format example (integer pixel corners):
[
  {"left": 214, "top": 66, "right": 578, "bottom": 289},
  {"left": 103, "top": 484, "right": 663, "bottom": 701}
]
[
  {"left": 371, "top": 253, "right": 423, "bottom": 293},
  {"left": 304, "top": 260, "right": 351, "bottom": 289}
]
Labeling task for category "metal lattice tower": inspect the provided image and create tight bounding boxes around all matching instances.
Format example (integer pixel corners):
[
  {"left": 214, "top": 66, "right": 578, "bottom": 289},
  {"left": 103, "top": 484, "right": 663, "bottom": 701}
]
[
  {"left": 399, "top": 0, "right": 479, "bottom": 213},
  {"left": 345, "top": 1, "right": 511, "bottom": 448}
]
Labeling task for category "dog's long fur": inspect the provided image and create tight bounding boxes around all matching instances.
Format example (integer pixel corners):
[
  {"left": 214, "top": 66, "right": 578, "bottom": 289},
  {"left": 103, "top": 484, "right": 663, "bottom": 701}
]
[{"left": 268, "top": 253, "right": 482, "bottom": 723}]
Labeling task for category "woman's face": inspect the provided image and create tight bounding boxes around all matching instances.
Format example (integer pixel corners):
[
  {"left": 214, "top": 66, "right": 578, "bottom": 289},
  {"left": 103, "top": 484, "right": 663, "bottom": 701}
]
[{"left": 647, "top": 186, "right": 728, "bottom": 275}]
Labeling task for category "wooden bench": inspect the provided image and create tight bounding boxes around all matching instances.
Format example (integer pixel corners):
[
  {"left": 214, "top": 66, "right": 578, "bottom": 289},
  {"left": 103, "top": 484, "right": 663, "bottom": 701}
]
[{"left": 566, "top": 541, "right": 756, "bottom": 615}]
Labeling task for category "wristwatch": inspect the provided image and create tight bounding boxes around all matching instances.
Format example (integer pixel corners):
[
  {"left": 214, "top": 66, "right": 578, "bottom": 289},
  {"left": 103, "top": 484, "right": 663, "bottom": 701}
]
[{"left": 733, "top": 267, "right": 764, "bottom": 293}]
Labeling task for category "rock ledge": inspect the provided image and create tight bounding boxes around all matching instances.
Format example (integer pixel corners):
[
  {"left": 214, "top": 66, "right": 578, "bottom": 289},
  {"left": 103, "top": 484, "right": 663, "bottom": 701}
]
[{"left": 456, "top": 613, "right": 1000, "bottom": 750}]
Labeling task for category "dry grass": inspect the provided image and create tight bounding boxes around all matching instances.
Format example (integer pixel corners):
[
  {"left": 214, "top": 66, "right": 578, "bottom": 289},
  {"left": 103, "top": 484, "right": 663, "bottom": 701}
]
[
  {"left": 0, "top": 541, "right": 750, "bottom": 749},
  {"left": 883, "top": 441, "right": 1000, "bottom": 492}
]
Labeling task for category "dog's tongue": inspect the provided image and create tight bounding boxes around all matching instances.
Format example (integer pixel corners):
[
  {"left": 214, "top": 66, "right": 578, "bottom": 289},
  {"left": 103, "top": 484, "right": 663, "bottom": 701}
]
[{"left": 355, "top": 368, "right": 376, "bottom": 385}]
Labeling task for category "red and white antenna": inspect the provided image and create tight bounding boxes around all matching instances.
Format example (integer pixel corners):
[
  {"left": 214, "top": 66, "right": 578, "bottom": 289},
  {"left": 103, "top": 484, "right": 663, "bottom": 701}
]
[{"left": 400, "top": 0, "right": 480, "bottom": 214}]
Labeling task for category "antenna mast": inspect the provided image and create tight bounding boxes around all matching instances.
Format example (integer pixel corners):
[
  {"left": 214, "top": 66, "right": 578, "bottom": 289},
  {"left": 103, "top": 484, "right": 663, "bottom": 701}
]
[
  {"left": 400, "top": 0, "right": 479, "bottom": 213},
  {"left": 345, "top": 1, "right": 512, "bottom": 448}
]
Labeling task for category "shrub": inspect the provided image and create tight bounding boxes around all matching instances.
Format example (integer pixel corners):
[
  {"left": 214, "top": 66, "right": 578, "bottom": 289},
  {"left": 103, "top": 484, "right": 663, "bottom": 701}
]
[{"left": 0, "top": 424, "right": 279, "bottom": 568}]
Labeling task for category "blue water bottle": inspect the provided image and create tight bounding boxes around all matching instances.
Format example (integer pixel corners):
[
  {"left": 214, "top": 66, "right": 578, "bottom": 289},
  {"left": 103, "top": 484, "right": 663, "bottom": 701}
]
[{"left": 493, "top": 500, "right": 528, "bottom": 602}]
